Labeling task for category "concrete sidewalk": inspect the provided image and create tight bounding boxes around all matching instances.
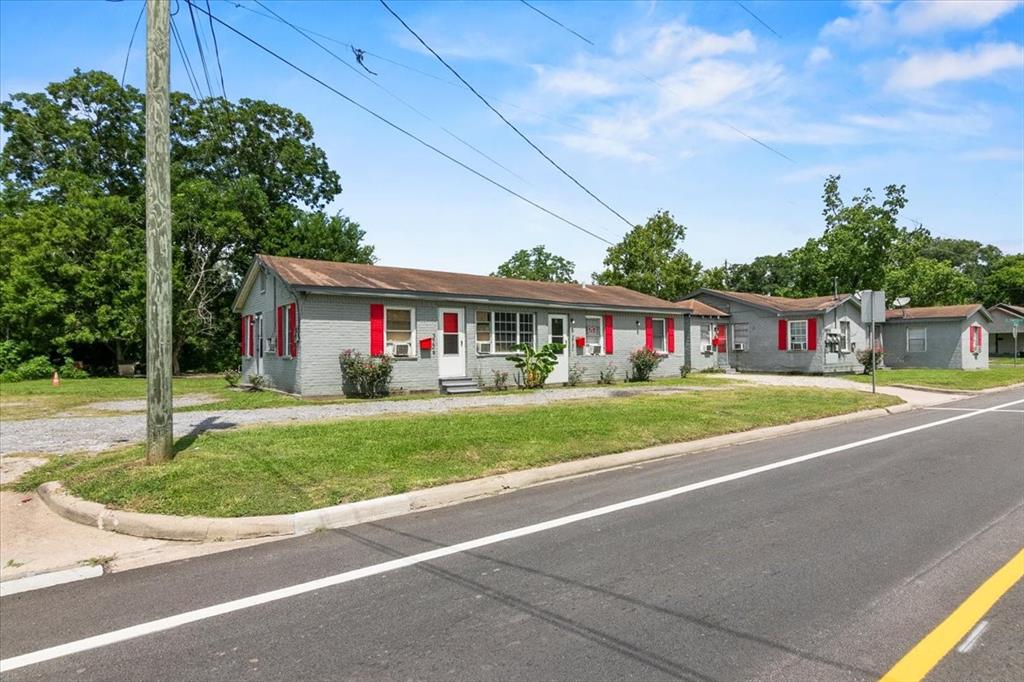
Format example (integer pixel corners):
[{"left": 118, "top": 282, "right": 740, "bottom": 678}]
[{"left": 722, "top": 372, "right": 960, "bottom": 406}]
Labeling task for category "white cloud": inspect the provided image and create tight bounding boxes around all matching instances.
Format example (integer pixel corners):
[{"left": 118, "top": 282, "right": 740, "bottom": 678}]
[
  {"left": 534, "top": 66, "right": 625, "bottom": 97},
  {"left": 806, "top": 46, "right": 833, "bottom": 67},
  {"left": 886, "top": 42, "right": 1024, "bottom": 90},
  {"left": 614, "top": 21, "right": 756, "bottom": 64},
  {"left": 822, "top": 0, "right": 1022, "bottom": 42},
  {"left": 958, "top": 146, "right": 1024, "bottom": 161}
]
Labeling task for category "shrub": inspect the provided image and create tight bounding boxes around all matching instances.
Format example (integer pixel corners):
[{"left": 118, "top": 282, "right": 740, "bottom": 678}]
[
  {"left": 679, "top": 365, "right": 691, "bottom": 378},
  {"left": 224, "top": 369, "right": 241, "bottom": 388},
  {"left": 58, "top": 361, "right": 89, "bottom": 379},
  {"left": 248, "top": 374, "right": 269, "bottom": 391},
  {"left": 628, "top": 347, "right": 663, "bottom": 382},
  {"left": 491, "top": 369, "right": 510, "bottom": 391},
  {"left": 0, "top": 341, "right": 30, "bottom": 374},
  {"left": 0, "top": 356, "right": 55, "bottom": 383},
  {"left": 698, "top": 367, "right": 725, "bottom": 374},
  {"left": 856, "top": 347, "right": 884, "bottom": 374},
  {"left": 598, "top": 362, "right": 617, "bottom": 385},
  {"left": 505, "top": 342, "right": 563, "bottom": 389},
  {"left": 339, "top": 350, "right": 393, "bottom": 398},
  {"left": 567, "top": 363, "right": 586, "bottom": 386}
]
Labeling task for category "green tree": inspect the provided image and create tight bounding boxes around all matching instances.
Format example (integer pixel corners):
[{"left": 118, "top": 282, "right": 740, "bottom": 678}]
[
  {"left": 883, "top": 257, "right": 976, "bottom": 307},
  {"left": 0, "top": 70, "right": 373, "bottom": 372},
  {"left": 493, "top": 245, "right": 575, "bottom": 282},
  {"left": 593, "top": 210, "right": 702, "bottom": 300},
  {"left": 982, "top": 255, "right": 1024, "bottom": 306}
]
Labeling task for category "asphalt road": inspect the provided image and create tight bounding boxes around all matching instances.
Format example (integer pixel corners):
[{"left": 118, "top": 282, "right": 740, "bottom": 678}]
[{"left": 2, "top": 389, "right": 1022, "bottom": 681}]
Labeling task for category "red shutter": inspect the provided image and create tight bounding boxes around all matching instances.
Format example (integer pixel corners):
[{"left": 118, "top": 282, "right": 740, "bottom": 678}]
[
  {"left": 667, "top": 318, "right": 676, "bottom": 353},
  {"left": 644, "top": 317, "right": 654, "bottom": 350},
  {"left": 807, "top": 318, "right": 817, "bottom": 351},
  {"left": 276, "top": 306, "right": 284, "bottom": 357},
  {"left": 247, "top": 316, "right": 255, "bottom": 357},
  {"left": 715, "top": 324, "right": 727, "bottom": 349},
  {"left": 603, "top": 314, "right": 614, "bottom": 354},
  {"left": 370, "top": 304, "right": 385, "bottom": 356},
  {"left": 778, "top": 319, "right": 788, "bottom": 350},
  {"left": 240, "top": 317, "right": 247, "bottom": 356},
  {"left": 288, "top": 303, "right": 298, "bottom": 358},
  {"left": 969, "top": 325, "right": 975, "bottom": 353}
]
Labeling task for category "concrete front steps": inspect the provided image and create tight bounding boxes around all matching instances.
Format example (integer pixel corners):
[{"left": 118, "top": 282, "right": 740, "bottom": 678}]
[{"left": 439, "top": 376, "right": 481, "bottom": 395}]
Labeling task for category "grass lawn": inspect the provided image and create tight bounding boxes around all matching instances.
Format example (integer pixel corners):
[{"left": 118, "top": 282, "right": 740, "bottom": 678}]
[
  {"left": 11, "top": 387, "right": 898, "bottom": 517},
  {"left": 0, "top": 373, "right": 734, "bottom": 420},
  {"left": 847, "top": 365, "right": 1024, "bottom": 390}
]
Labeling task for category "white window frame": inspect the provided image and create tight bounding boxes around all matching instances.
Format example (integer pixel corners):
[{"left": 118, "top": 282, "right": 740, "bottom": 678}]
[
  {"left": 585, "top": 315, "right": 604, "bottom": 355},
  {"left": 733, "top": 322, "right": 749, "bottom": 350},
  {"left": 280, "top": 305, "right": 294, "bottom": 360},
  {"left": 481, "top": 311, "right": 536, "bottom": 354},
  {"left": 788, "top": 320, "right": 808, "bottom": 351},
  {"left": 258, "top": 269, "right": 266, "bottom": 295},
  {"left": 651, "top": 317, "right": 667, "bottom": 354},
  {"left": 384, "top": 306, "right": 416, "bottom": 358},
  {"left": 907, "top": 327, "right": 927, "bottom": 353}
]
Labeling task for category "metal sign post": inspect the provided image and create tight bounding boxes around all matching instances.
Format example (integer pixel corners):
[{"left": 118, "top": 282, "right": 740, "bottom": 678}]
[
  {"left": 859, "top": 290, "right": 886, "bottom": 394},
  {"left": 1013, "top": 320, "right": 1020, "bottom": 367}
]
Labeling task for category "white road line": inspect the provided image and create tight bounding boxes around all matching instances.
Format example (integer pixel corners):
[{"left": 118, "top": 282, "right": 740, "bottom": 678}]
[
  {"left": 956, "top": 620, "right": 989, "bottom": 653},
  {"left": 924, "top": 407, "right": 1024, "bottom": 413},
  {"left": 3, "top": 397, "right": 1023, "bottom": 673}
]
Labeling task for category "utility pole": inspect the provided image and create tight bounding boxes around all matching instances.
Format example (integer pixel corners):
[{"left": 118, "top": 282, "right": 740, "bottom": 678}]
[{"left": 145, "top": 0, "right": 173, "bottom": 463}]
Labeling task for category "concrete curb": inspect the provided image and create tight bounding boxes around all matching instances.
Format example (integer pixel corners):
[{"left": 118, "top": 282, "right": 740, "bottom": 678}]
[
  {"left": 37, "top": 403, "right": 912, "bottom": 542},
  {"left": 888, "top": 381, "right": 1024, "bottom": 395},
  {"left": 0, "top": 565, "right": 104, "bottom": 597}
]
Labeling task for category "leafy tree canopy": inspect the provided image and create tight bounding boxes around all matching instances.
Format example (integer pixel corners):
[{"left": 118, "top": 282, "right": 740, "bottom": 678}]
[
  {"left": 593, "top": 210, "right": 702, "bottom": 301},
  {"left": 493, "top": 245, "right": 576, "bottom": 283}
]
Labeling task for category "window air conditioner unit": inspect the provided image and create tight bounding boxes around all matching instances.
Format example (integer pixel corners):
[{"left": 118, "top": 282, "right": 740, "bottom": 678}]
[
  {"left": 702, "top": 344, "right": 714, "bottom": 353},
  {"left": 392, "top": 343, "right": 411, "bottom": 358},
  {"left": 587, "top": 344, "right": 602, "bottom": 355},
  {"left": 476, "top": 341, "right": 490, "bottom": 354},
  {"left": 733, "top": 342, "right": 746, "bottom": 351}
]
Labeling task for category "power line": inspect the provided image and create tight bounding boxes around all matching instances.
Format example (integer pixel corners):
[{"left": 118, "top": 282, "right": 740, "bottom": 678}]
[
  {"left": 120, "top": 1, "right": 146, "bottom": 87},
  {"left": 519, "top": 0, "right": 593, "bottom": 46},
  {"left": 733, "top": 1, "right": 782, "bottom": 39},
  {"left": 189, "top": 1, "right": 615, "bottom": 245},
  {"left": 379, "top": 0, "right": 635, "bottom": 228},
  {"left": 170, "top": 16, "right": 203, "bottom": 98},
  {"left": 249, "top": 0, "right": 527, "bottom": 183},
  {"left": 206, "top": 0, "right": 228, "bottom": 97},
  {"left": 186, "top": 0, "right": 215, "bottom": 96}
]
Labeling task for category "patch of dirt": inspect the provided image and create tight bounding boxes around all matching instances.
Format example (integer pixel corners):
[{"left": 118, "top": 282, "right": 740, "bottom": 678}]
[
  {"left": 0, "top": 456, "right": 49, "bottom": 485},
  {"left": 84, "top": 393, "right": 221, "bottom": 413}
]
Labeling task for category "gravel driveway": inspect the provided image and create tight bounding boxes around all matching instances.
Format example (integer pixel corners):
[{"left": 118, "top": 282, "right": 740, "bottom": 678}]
[{"left": 0, "top": 385, "right": 721, "bottom": 455}]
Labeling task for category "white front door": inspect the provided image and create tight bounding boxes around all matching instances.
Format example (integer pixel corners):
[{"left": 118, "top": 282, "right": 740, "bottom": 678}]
[
  {"left": 547, "top": 314, "right": 569, "bottom": 384},
  {"left": 254, "top": 314, "right": 264, "bottom": 375},
  {"left": 438, "top": 308, "right": 466, "bottom": 378}
]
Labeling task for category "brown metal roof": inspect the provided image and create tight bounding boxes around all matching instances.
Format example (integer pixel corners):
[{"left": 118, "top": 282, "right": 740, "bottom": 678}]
[
  {"left": 885, "top": 304, "right": 987, "bottom": 321},
  {"left": 688, "top": 289, "right": 854, "bottom": 313},
  {"left": 670, "top": 299, "right": 729, "bottom": 317},
  {"left": 991, "top": 303, "right": 1024, "bottom": 317},
  {"left": 258, "top": 255, "right": 684, "bottom": 312}
]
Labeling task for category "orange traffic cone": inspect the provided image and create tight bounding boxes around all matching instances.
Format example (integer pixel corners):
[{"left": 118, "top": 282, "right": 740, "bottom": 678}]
[{"left": 51, "top": 370, "right": 60, "bottom": 387}]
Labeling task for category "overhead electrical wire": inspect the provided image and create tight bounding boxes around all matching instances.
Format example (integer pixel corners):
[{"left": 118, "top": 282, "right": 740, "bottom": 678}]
[
  {"left": 733, "top": 1, "right": 782, "bottom": 39},
  {"left": 206, "top": 0, "right": 228, "bottom": 97},
  {"left": 170, "top": 16, "right": 204, "bottom": 98},
  {"left": 519, "top": 0, "right": 593, "bottom": 45},
  {"left": 120, "top": 1, "right": 146, "bottom": 87},
  {"left": 187, "top": 0, "right": 216, "bottom": 96},
  {"left": 379, "top": 0, "right": 635, "bottom": 229},
  {"left": 187, "top": 1, "right": 615, "bottom": 245},
  {"left": 249, "top": 0, "right": 527, "bottom": 183}
]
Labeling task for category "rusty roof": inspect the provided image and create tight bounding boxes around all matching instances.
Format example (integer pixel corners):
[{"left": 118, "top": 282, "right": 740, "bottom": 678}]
[
  {"left": 991, "top": 303, "right": 1024, "bottom": 317},
  {"left": 670, "top": 299, "right": 729, "bottom": 317},
  {"left": 255, "top": 255, "right": 686, "bottom": 312},
  {"left": 885, "top": 304, "right": 989, "bottom": 321},
  {"left": 685, "top": 288, "right": 854, "bottom": 314}
]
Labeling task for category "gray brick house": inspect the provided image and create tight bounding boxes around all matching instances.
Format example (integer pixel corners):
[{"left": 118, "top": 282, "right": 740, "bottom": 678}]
[
  {"left": 986, "top": 303, "right": 1023, "bottom": 357},
  {"left": 677, "top": 289, "right": 867, "bottom": 374},
  {"left": 232, "top": 255, "right": 710, "bottom": 396},
  {"left": 882, "top": 305, "right": 991, "bottom": 369}
]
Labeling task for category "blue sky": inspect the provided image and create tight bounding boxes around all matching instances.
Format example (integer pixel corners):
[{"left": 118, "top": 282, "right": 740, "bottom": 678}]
[{"left": 2, "top": 0, "right": 1022, "bottom": 280}]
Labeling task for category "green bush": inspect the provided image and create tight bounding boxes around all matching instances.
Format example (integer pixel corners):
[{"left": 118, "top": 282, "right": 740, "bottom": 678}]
[
  {"left": 491, "top": 369, "right": 510, "bottom": 391},
  {"left": 505, "top": 343, "right": 563, "bottom": 389},
  {"left": 248, "top": 374, "right": 269, "bottom": 391},
  {"left": 628, "top": 348, "right": 664, "bottom": 382},
  {"left": 856, "top": 347, "right": 885, "bottom": 374},
  {"left": 0, "top": 356, "right": 55, "bottom": 382},
  {"left": 339, "top": 350, "right": 393, "bottom": 398},
  {"left": 58, "top": 361, "right": 90, "bottom": 379},
  {"left": 597, "top": 362, "right": 617, "bottom": 385},
  {"left": 567, "top": 363, "right": 586, "bottom": 386},
  {"left": 679, "top": 365, "right": 691, "bottom": 378},
  {"left": 0, "top": 341, "right": 30, "bottom": 374}
]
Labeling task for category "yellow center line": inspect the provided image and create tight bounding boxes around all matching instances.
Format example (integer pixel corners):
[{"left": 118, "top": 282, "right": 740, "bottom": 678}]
[{"left": 879, "top": 547, "right": 1024, "bottom": 682}]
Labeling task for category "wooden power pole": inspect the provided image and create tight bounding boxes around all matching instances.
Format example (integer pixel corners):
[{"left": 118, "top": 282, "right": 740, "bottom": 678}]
[{"left": 145, "top": 0, "right": 173, "bottom": 463}]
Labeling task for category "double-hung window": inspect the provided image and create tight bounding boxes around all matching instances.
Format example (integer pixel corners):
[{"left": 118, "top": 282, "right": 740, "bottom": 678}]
[
  {"left": 700, "top": 324, "right": 711, "bottom": 351},
  {"left": 385, "top": 307, "right": 415, "bottom": 357},
  {"left": 486, "top": 311, "right": 535, "bottom": 353},
  {"left": 652, "top": 318, "right": 667, "bottom": 353},
  {"left": 907, "top": 327, "right": 926, "bottom": 353},
  {"left": 733, "top": 322, "right": 749, "bottom": 350},
  {"left": 840, "top": 320, "right": 851, "bottom": 352},
  {"left": 585, "top": 316, "right": 603, "bottom": 354},
  {"left": 788, "top": 320, "right": 808, "bottom": 351}
]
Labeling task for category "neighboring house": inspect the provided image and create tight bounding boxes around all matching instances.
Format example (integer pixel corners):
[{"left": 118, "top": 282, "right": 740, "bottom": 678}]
[
  {"left": 672, "top": 299, "right": 730, "bottom": 372},
  {"left": 232, "top": 255, "right": 694, "bottom": 396},
  {"left": 677, "top": 289, "right": 867, "bottom": 374},
  {"left": 986, "top": 303, "right": 1024, "bottom": 357},
  {"left": 882, "top": 305, "right": 991, "bottom": 370}
]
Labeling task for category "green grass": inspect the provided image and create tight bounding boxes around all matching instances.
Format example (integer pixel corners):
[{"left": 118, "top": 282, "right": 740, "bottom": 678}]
[
  {"left": 0, "top": 373, "right": 734, "bottom": 420},
  {"left": 847, "top": 365, "right": 1024, "bottom": 390},
  {"left": 990, "top": 357, "right": 1022, "bottom": 366},
  {"left": 11, "top": 387, "right": 899, "bottom": 517}
]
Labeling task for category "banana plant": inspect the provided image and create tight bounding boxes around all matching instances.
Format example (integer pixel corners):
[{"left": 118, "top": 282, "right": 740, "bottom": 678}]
[{"left": 505, "top": 342, "right": 564, "bottom": 388}]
